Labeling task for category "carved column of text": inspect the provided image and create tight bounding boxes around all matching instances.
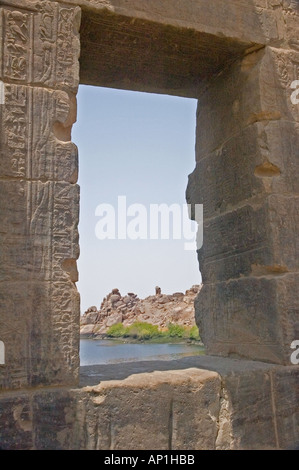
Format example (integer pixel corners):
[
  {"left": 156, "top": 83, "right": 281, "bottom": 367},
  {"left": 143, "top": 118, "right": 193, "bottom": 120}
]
[{"left": 0, "top": 1, "right": 80, "bottom": 389}]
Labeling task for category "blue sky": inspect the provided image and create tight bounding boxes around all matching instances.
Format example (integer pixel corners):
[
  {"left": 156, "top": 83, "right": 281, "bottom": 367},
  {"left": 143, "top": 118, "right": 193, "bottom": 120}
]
[{"left": 72, "top": 85, "right": 201, "bottom": 313}]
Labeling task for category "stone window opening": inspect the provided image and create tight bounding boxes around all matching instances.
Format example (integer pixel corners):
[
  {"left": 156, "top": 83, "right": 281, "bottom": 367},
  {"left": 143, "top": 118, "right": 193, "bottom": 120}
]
[{"left": 74, "top": 84, "right": 201, "bottom": 359}]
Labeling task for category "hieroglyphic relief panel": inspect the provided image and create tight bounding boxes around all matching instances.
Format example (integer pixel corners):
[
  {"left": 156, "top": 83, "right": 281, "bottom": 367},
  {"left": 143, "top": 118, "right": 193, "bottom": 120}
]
[
  {"left": 0, "top": 184, "right": 80, "bottom": 387},
  {"left": 28, "top": 181, "right": 79, "bottom": 379},
  {"left": 1, "top": 8, "right": 32, "bottom": 83},
  {"left": 33, "top": 2, "right": 80, "bottom": 91},
  {"left": 0, "top": 84, "right": 78, "bottom": 181},
  {"left": 0, "top": 179, "right": 27, "bottom": 236},
  {"left": 260, "top": 48, "right": 299, "bottom": 123},
  {"left": 31, "top": 87, "right": 78, "bottom": 181},
  {"left": 50, "top": 182, "right": 80, "bottom": 374},
  {"left": 0, "top": 1, "right": 80, "bottom": 388},
  {"left": 0, "top": 2, "right": 80, "bottom": 91},
  {"left": 0, "top": 84, "right": 28, "bottom": 179},
  {"left": 55, "top": 6, "right": 80, "bottom": 91},
  {"left": 51, "top": 280, "right": 80, "bottom": 378},
  {"left": 27, "top": 181, "right": 79, "bottom": 280},
  {"left": 52, "top": 182, "right": 79, "bottom": 281},
  {"left": 0, "top": 179, "right": 80, "bottom": 282},
  {"left": 0, "top": 179, "right": 80, "bottom": 386}
]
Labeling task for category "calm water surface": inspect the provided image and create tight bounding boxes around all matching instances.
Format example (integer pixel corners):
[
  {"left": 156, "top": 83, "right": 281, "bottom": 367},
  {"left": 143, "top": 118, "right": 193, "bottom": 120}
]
[{"left": 80, "top": 339, "right": 205, "bottom": 366}]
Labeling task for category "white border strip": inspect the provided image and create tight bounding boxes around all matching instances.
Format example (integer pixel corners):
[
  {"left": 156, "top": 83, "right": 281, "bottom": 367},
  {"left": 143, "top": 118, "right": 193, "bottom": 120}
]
[{"left": 0, "top": 81, "right": 5, "bottom": 104}]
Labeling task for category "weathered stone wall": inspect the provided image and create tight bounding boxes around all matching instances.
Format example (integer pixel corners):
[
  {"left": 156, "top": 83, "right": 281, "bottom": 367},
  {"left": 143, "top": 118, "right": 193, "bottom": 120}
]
[
  {"left": 0, "top": 359, "right": 298, "bottom": 450},
  {"left": 0, "top": 1, "right": 81, "bottom": 389},
  {"left": 186, "top": 2, "right": 299, "bottom": 365},
  {"left": 187, "top": 54, "right": 299, "bottom": 364}
]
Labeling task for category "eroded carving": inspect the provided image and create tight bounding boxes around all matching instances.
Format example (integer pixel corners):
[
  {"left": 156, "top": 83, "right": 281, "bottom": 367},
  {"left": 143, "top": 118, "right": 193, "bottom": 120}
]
[{"left": 3, "top": 9, "right": 30, "bottom": 81}]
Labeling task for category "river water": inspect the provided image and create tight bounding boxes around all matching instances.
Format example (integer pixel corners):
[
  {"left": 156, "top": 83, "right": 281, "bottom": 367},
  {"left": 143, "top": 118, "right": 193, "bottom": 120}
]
[{"left": 80, "top": 339, "right": 205, "bottom": 366}]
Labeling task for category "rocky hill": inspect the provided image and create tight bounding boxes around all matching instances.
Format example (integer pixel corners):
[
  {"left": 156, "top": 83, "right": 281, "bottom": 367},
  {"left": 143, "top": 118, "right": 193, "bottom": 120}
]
[{"left": 80, "top": 285, "right": 201, "bottom": 337}]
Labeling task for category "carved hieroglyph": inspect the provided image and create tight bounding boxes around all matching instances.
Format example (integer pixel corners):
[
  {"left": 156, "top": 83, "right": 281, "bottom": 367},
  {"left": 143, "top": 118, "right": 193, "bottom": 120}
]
[{"left": 0, "top": 1, "right": 81, "bottom": 389}]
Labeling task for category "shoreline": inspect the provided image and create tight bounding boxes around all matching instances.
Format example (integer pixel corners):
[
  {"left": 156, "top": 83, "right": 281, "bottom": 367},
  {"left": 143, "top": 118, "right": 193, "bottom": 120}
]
[{"left": 80, "top": 335, "right": 204, "bottom": 346}]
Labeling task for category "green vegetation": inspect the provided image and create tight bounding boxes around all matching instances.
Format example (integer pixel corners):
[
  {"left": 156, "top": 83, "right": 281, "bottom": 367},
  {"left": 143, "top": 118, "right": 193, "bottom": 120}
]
[
  {"left": 105, "top": 323, "right": 126, "bottom": 338},
  {"left": 125, "top": 322, "right": 160, "bottom": 340},
  {"left": 167, "top": 323, "right": 185, "bottom": 338},
  {"left": 106, "top": 322, "right": 201, "bottom": 342},
  {"left": 189, "top": 326, "right": 200, "bottom": 340}
]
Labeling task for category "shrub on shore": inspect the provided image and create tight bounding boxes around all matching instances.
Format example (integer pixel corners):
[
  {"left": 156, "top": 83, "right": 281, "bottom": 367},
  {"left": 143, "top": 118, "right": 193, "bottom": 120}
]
[{"left": 106, "top": 322, "right": 200, "bottom": 341}]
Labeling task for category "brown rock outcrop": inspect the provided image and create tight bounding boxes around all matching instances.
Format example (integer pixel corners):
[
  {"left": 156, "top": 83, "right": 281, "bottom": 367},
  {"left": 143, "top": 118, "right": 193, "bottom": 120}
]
[{"left": 80, "top": 285, "right": 201, "bottom": 336}]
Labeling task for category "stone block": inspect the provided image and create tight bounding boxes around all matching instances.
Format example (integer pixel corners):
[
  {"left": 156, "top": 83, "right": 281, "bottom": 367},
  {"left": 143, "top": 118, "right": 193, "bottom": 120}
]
[
  {"left": 0, "top": 2, "right": 80, "bottom": 91},
  {"left": 171, "top": 369, "right": 220, "bottom": 450},
  {"left": 0, "top": 84, "right": 78, "bottom": 182},
  {"left": 195, "top": 47, "right": 299, "bottom": 160},
  {"left": 0, "top": 360, "right": 298, "bottom": 450},
  {"left": 221, "top": 368, "right": 277, "bottom": 449},
  {"left": 0, "top": 181, "right": 79, "bottom": 281},
  {"left": 198, "top": 204, "right": 271, "bottom": 283},
  {"left": 195, "top": 195, "right": 298, "bottom": 283},
  {"left": 187, "top": 124, "right": 263, "bottom": 219},
  {"left": 0, "top": 279, "right": 80, "bottom": 389},
  {"left": 195, "top": 273, "right": 299, "bottom": 365},
  {"left": 0, "top": 393, "right": 33, "bottom": 450},
  {"left": 271, "top": 366, "right": 299, "bottom": 449},
  {"left": 77, "top": 368, "right": 221, "bottom": 450},
  {"left": 32, "top": 390, "right": 76, "bottom": 450},
  {"left": 70, "top": 0, "right": 269, "bottom": 44},
  {"left": 187, "top": 121, "right": 299, "bottom": 220},
  {"left": 79, "top": 6, "right": 255, "bottom": 97}
]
